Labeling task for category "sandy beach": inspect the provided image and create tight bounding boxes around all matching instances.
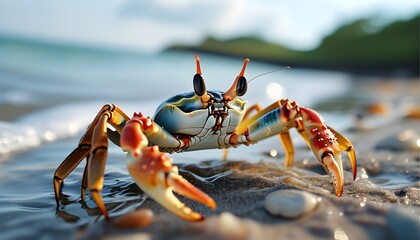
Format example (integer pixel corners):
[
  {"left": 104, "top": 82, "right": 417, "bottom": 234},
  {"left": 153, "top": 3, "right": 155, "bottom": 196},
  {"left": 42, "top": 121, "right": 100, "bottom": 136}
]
[
  {"left": 75, "top": 80, "right": 419, "bottom": 240},
  {"left": 0, "top": 52, "right": 418, "bottom": 240},
  {"left": 73, "top": 116, "right": 420, "bottom": 240}
]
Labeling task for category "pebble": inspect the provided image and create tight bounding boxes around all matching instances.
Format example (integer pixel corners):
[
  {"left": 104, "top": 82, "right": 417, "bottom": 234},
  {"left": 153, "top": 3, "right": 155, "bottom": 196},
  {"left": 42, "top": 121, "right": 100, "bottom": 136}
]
[
  {"left": 376, "top": 129, "right": 420, "bottom": 151},
  {"left": 404, "top": 106, "right": 420, "bottom": 119},
  {"left": 387, "top": 207, "right": 420, "bottom": 240},
  {"left": 364, "top": 102, "right": 391, "bottom": 115},
  {"left": 264, "top": 189, "right": 318, "bottom": 218},
  {"left": 354, "top": 102, "right": 395, "bottom": 130},
  {"left": 113, "top": 209, "right": 154, "bottom": 229},
  {"left": 204, "top": 212, "right": 248, "bottom": 239}
]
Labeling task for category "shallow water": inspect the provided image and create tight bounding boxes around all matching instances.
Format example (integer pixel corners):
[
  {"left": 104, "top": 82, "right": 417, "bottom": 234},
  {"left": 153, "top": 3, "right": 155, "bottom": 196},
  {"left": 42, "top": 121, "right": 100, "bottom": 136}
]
[
  {"left": 1, "top": 132, "right": 419, "bottom": 239},
  {"left": 0, "top": 48, "right": 419, "bottom": 239},
  {"left": 1, "top": 119, "right": 418, "bottom": 240}
]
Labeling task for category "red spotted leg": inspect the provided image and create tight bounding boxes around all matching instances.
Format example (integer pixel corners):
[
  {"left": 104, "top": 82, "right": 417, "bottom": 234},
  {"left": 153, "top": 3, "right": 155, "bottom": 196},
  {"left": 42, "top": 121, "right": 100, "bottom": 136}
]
[
  {"left": 325, "top": 126, "right": 357, "bottom": 180},
  {"left": 230, "top": 99, "right": 357, "bottom": 196},
  {"left": 284, "top": 117, "right": 357, "bottom": 181},
  {"left": 298, "top": 107, "right": 345, "bottom": 196},
  {"left": 292, "top": 101, "right": 356, "bottom": 196}
]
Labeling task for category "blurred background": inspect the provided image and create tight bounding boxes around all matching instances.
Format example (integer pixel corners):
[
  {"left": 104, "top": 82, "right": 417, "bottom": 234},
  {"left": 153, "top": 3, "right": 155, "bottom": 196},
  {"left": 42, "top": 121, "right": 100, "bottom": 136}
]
[
  {"left": 0, "top": 2, "right": 419, "bottom": 238},
  {"left": 0, "top": 0, "right": 418, "bottom": 150},
  {"left": 0, "top": 0, "right": 420, "bottom": 107},
  {"left": 0, "top": 0, "right": 418, "bottom": 145}
]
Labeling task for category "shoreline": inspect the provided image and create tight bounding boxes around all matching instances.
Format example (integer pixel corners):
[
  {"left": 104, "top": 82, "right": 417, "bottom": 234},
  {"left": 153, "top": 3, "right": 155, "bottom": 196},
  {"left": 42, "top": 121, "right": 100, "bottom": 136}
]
[{"left": 165, "top": 48, "right": 420, "bottom": 79}]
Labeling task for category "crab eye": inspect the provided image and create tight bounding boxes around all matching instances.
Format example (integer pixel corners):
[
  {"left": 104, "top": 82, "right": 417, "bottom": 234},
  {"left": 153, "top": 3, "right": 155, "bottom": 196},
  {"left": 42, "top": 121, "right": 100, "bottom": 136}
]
[
  {"left": 193, "top": 73, "right": 206, "bottom": 96},
  {"left": 236, "top": 76, "right": 247, "bottom": 96},
  {"left": 223, "top": 58, "right": 249, "bottom": 101}
]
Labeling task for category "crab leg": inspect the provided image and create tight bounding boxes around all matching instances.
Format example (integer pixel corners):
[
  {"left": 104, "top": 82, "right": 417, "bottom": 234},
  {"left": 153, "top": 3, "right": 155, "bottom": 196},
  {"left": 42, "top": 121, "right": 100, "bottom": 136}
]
[
  {"left": 54, "top": 105, "right": 122, "bottom": 203},
  {"left": 223, "top": 103, "right": 262, "bottom": 160},
  {"left": 288, "top": 120, "right": 357, "bottom": 180},
  {"left": 83, "top": 107, "right": 129, "bottom": 200},
  {"left": 87, "top": 108, "right": 131, "bottom": 220},
  {"left": 244, "top": 101, "right": 297, "bottom": 143},
  {"left": 298, "top": 106, "right": 345, "bottom": 196},
  {"left": 80, "top": 159, "right": 89, "bottom": 200},
  {"left": 53, "top": 105, "right": 130, "bottom": 219},
  {"left": 231, "top": 99, "right": 356, "bottom": 196},
  {"left": 279, "top": 131, "right": 294, "bottom": 167},
  {"left": 122, "top": 114, "right": 216, "bottom": 221},
  {"left": 53, "top": 145, "right": 90, "bottom": 203},
  {"left": 236, "top": 101, "right": 283, "bottom": 135},
  {"left": 327, "top": 126, "right": 357, "bottom": 180},
  {"left": 236, "top": 100, "right": 298, "bottom": 167},
  {"left": 87, "top": 112, "right": 112, "bottom": 220}
]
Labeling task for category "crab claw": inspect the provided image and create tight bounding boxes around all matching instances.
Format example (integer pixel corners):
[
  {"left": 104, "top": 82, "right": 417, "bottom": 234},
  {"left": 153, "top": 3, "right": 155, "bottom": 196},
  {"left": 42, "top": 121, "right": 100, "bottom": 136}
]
[
  {"left": 125, "top": 146, "right": 216, "bottom": 221},
  {"left": 299, "top": 107, "right": 345, "bottom": 196},
  {"left": 321, "top": 153, "right": 344, "bottom": 196},
  {"left": 121, "top": 113, "right": 149, "bottom": 158}
]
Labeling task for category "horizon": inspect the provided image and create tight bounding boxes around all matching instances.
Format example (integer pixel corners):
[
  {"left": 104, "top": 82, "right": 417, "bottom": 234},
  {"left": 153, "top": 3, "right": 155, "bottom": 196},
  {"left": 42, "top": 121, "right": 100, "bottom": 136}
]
[
  {"left": 0, "top": 13, "right": 418, "bottom": 56},
  {"left": 0, "top": 0, "right": 419, "bottom": 53}
]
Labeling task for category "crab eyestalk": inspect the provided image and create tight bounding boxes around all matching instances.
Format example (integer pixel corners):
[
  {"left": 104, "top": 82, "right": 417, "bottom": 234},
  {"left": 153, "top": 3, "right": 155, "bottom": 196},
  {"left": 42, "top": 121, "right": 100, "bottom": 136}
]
[
  {"left": 223, "top": 58, "right": 250, "bottom": 101},
  {"left": 193, "top": 55, "right": 210, "bottom": 103}
]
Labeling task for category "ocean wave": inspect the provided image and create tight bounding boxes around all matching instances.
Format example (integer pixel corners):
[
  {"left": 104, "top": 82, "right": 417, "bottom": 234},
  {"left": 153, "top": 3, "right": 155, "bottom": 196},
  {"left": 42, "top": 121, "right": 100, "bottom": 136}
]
[
  {"left": 0, "top": 102, "right": 158, "bottom": 158},
  {"left": 0, "top": 99, "right": 352, "bottom": 161}
]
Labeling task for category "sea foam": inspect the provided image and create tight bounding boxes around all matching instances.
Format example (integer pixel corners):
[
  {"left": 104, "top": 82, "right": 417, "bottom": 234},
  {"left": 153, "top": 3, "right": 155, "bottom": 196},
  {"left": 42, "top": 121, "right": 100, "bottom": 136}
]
[{"left": 0, "top": 101, "right": 157, "bottom": 158}]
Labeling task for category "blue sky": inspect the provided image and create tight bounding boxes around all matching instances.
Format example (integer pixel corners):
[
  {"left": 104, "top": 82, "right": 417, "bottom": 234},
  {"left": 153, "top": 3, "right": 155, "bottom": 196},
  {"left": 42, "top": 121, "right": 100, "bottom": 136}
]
[{"left": 0, "top": 0, "right": 419, "bottom": 52}]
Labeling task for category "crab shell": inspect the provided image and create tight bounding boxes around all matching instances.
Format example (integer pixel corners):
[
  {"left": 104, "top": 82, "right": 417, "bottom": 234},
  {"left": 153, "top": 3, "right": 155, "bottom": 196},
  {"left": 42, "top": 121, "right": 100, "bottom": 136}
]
[{"left": 153, "top": 90, "right": 246, "bottom": 150}]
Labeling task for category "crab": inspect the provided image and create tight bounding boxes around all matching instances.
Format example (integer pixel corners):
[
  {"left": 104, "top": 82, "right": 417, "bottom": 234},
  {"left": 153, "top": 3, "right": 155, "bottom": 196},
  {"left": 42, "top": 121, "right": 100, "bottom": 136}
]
[{"left": 53, "top": 55, "right": 357, "bottom": 221}]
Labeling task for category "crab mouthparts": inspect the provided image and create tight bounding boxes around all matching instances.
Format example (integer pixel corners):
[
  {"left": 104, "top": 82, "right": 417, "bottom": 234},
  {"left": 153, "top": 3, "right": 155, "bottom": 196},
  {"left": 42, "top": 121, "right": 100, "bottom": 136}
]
[{"left": 213, "top": 106, "right": 227, "bottom": 112}]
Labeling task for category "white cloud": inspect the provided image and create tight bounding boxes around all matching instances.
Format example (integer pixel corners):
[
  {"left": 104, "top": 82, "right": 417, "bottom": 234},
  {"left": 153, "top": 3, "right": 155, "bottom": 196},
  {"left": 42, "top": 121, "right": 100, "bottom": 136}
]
[
  {"left": 117, "top": 0, "right": 241, "bottom": 48},
  {"left": 0, "top": 0, "right": 418, "bottom": 52}
]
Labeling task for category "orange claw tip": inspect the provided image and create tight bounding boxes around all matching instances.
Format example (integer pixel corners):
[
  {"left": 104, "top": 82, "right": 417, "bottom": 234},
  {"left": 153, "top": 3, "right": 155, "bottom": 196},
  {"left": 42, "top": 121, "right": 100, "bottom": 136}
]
[
  {"left": 168, "top": 173, "right": 217, "bottom": 210},
  {"left": 323, "top": 154, "right": 344, "bottom": 197},
  {"left": 348, "top": 148, "right": 357, "bottom": 180},
  {"left": 178, "top": 208, "right": 206, "bottom": 222},
  {"left": 91, "top": 190, "right": 111, "bottom": 221},
  {"left": 191, "top": 214, "right": 205, "bottom": 222},
  {"left": 176, "top": 211, "right": 205, "bottom": 222},
  {"left": 208, "top": 199, "right": 217, "bottom": 210}
]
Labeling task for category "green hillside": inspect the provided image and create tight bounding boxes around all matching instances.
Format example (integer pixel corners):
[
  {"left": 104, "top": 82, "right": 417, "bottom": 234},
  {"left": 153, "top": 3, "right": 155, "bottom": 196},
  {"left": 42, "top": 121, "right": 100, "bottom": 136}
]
[{"left": 167, "top": 15, "right": 419, "bottom": 76}]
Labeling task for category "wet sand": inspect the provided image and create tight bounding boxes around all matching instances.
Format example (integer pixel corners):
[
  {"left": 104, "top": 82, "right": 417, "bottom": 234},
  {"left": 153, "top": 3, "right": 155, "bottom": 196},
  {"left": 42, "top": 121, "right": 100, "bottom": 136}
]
[
  {"left": 73, "top": 117, "right": 420, "bottom": 240},
  {"left": 0, "top": 78, "right": 419, "bottom": 240}
]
